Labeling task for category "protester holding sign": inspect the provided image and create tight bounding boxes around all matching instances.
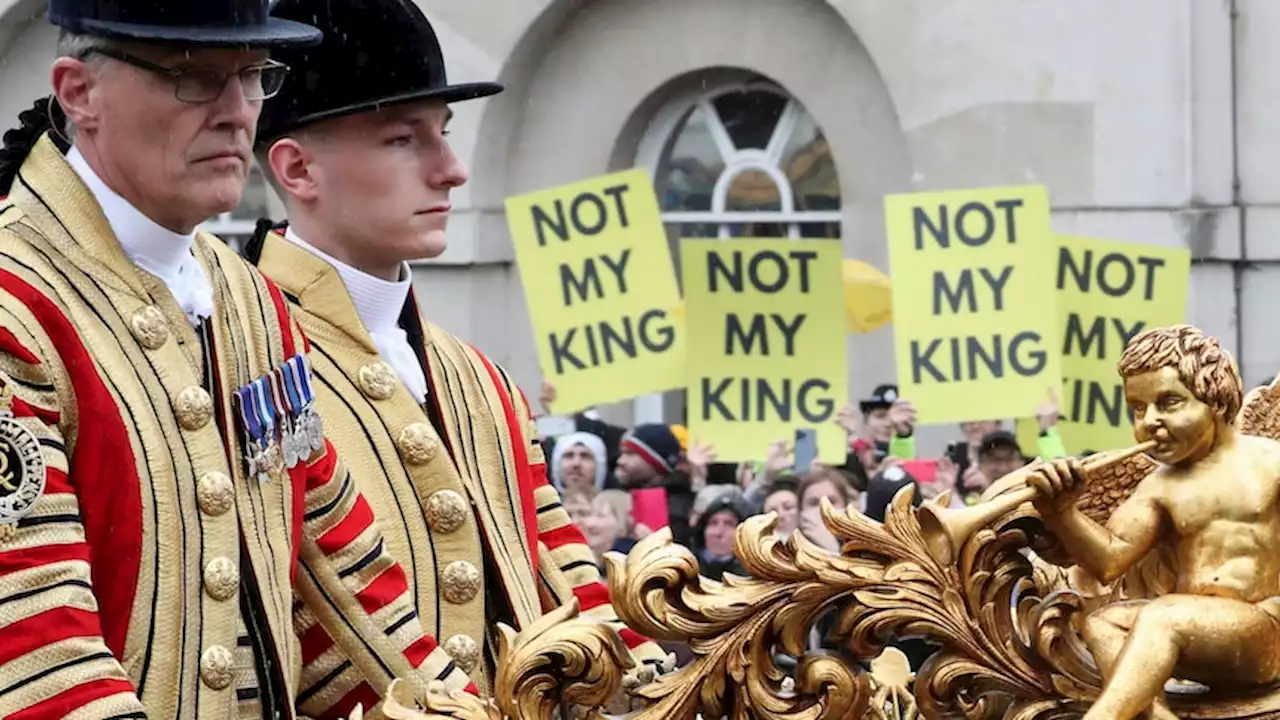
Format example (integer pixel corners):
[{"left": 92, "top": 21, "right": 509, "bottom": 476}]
[
  {"left": 507, "top": 170, "right": 684, "bottom": 413},
  {"left": 683, "top": 239, "right": 848, "bottom": 463},
  {"left": 885, "top": 185, "right": 1062, "bottom": 424},
  {"left": 1041, "top": 234, "right": 1191, "bottom": 454}
]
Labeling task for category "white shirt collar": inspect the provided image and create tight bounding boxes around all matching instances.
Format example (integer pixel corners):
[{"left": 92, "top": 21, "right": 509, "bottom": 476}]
[
  {"left": 285, "top": 227, "right": 428, "bottom": 402},
  {"left": 284, "top": 226, "right": 411, "bottom": 335},
  {"left": 65, "top": 147, "right": 213, "bottom": 325},
  {"left": 67, "top": 147, "right": 197, "bottom": 277}
]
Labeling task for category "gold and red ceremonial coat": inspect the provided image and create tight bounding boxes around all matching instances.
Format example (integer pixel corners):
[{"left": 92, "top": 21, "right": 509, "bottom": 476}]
[
  {"left": 0, "top": 136, "right": 465, "bottom": 720},
  {"left": 255, "top": 234, "right": 666, "bottom": 696}
]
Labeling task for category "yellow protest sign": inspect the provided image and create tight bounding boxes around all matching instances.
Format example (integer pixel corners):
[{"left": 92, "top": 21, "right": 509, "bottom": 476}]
[
  {"left": 682, "top": 239, "right": 847, "bottom": 463},
  {"left": 884, "top": 185, "right": 1061, "bottom": 424},
  {"left": 506, "top": 169, "right": 683, "bottom": 413},
  {"left": 1025, "top": 235, "right": 1190, "bottom": 454}
]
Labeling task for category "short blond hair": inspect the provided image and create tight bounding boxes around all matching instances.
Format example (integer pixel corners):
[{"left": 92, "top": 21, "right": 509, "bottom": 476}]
[
  {"left": 593, "top": 490, "right": 634, "bottom": 535},
  {"left": 1117, "top": 325, "right": 1242, "bottom": 423}
]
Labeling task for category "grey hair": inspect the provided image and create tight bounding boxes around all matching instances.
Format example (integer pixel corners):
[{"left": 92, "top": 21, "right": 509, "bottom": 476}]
[
  {"left": 55, "top": 30, "right": 121, "bottom": 62},
  {"left": 53, "top": 31, "right": 127, "bottom": 141}
]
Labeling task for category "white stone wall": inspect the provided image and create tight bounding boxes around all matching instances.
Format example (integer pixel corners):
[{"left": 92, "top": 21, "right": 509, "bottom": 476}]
[{"left": 1, "top": 0, "right": 1275, "bottom": 441}]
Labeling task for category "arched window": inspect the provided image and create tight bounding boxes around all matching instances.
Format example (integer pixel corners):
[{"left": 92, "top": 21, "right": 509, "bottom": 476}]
[
  {"left": 631, "top": 76, "right": 842, "bottom": 424},
  {"left": 653, "top": 79, "right": 841, "bottom": 242}
]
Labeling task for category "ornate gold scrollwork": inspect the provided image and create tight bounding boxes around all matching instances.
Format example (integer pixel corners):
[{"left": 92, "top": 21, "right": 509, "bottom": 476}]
[
  {"left": 605, "top": 519, "right": 874, "bottom": 720},
  {"left": 350, "top": 599, "right": 631, "bottom": 720}
]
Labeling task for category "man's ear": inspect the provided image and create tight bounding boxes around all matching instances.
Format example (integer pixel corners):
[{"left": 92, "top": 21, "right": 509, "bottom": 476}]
[
  {"left": 265, "top": 137, "right": 319, "bottom": 204},
  {"left": 51, "top": 57, "right": 98, "bottom": 132}
]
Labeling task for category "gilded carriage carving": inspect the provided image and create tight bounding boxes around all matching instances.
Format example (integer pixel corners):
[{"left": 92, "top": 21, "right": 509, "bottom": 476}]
[{"left": 371, "top": 327, "right": 1280, "bottom": 719}]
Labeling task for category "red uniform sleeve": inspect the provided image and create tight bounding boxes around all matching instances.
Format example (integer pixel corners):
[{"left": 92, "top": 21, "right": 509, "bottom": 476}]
[{"left": 0, "top": 312, "right": 144, "bottom": 719}]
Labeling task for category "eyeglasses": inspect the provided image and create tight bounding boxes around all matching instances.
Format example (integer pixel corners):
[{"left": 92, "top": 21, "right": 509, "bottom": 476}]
[{"left": 81, "top": 48, "right": 289, "bottom": 104}]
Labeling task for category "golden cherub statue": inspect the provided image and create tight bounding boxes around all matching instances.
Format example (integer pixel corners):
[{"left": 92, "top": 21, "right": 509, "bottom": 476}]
[
  {"left": 594, "top": 324, "right": 1280, "bottom": 719},
  {"left": 1021, "top": 325, "right": 1280, "bottom": 719}
]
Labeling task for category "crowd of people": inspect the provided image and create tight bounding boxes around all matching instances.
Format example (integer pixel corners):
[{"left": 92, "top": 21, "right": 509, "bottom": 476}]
[{"left": 540, "top": 380, "right": 1071, "bottom": 667}]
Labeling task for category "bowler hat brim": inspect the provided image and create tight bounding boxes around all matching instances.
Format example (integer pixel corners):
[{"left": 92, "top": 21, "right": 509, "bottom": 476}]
[
  {"left": 57, "top": 15, "right": 323, "bottom": 48},
  {"left": 264, "top": 81, "right": 504, "bottom": 141}
]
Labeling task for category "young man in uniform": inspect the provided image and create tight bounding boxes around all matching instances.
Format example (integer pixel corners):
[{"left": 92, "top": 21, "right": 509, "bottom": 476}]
[
  {"left": 0, "top": 2, "right": 469, "bottom": 718},
  {"left": 247, "top": 0, "right": 669, "bottom": 698}
]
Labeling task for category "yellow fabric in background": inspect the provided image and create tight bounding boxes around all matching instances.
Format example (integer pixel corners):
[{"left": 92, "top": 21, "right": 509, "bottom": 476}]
[{"left": 843, "top": 259, "right": 893, "bottom": 333}]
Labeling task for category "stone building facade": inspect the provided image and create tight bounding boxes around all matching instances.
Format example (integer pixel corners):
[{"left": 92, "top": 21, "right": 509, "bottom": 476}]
[{"left": 0, "top": 0, "right": 1272, "bottom": 442}]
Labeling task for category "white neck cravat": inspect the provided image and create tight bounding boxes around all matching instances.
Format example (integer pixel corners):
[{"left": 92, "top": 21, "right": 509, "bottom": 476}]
[
  {"left": 285, "top": 228, "right": 428, "bottom": 402},
  {"left": 65, "top": 148, "right": 214, "bottom": 326}
]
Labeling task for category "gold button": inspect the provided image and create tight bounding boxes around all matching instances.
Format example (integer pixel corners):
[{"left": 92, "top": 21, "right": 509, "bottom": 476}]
[
  {"left": 358, "top": 361, "right": 398, "bottom": 400},
  {"left": 196, "top": 472, "right": 233, "bottom": 516},
  {"left": 175, "top": 387, "right": 213, "bottom": 431},
  {"left": 129, "top": 306, "right": 169, "bottom": 350},
  {"left": 443, "top": 634, "right": 480, "bottom": 673},
  {"left": 200, "top": 645, "right": 234, "bottom": 689},
  {"left": 397, "top": 423, "right": 439, "bottom": 465},
  {"left": 425, "top": 490, "right": 467, "bottom": 534},
  {"left": 441, "top": 560, "right": 480, "bottom": 604},
  {"left": 203, "top": 557, "right": 239, "bottom": 601}
]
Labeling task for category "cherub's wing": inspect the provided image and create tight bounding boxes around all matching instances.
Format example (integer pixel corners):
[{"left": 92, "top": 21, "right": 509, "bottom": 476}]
[
  {"left": 1238, "top": 372, "right": 1280, "bottom": 440},
  {"left": 1074, "top": 448, "right": 1158, "bottom": 525}
]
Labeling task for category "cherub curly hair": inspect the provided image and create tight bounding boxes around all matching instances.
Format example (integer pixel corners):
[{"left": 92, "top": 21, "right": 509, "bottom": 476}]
[{"left": 1116, "top": 324, "right": 1242, "bottom": 424}]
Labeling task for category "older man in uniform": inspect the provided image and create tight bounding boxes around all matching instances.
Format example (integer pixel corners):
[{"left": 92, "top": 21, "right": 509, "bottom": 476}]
[
  {"left": 245, "top": 0, "right": 669, "bottom": 699},
  {"left": 0, "top": 2, "right": 470, "bottom": 719}
]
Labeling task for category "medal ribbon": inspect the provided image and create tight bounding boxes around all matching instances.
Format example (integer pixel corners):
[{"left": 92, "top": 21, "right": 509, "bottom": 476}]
[
  {"left": 238, "top": 386, "right": 263, "bottom": 444},
  {"left": 253, "top": 378, "right": 276, "bottom": 440}
]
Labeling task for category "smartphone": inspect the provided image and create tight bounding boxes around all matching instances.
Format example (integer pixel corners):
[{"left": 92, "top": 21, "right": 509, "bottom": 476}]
[{"left": 793, "top": 428, "right": 818, "bottom": 473}]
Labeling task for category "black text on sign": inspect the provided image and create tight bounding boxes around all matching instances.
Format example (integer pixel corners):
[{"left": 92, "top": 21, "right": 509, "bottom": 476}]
[{"left": 909, "top": 197, "right": 1049, "bottom": 384}]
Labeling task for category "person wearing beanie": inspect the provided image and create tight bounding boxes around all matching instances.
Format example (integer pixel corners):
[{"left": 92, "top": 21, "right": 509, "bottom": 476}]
[
  {"left": 618, "top": 423, "right": 683, "bottom": 480},
  {"left": 693, "top": 495, "right": 749, "bottom": 581},
  {"left": 550, "top": 431, "right": 608, "bottom": 493},
  {"left": 617, "top": 423, "right": 697, "bottom": 546}
]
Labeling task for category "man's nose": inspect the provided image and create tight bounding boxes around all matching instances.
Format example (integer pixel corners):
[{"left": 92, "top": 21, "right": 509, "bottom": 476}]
[
  {"left": 209, "top": 78, "right": 257, "bottom": 132},
  {"left": 430, "top": 143, "right": 469, "bottom": 189}
]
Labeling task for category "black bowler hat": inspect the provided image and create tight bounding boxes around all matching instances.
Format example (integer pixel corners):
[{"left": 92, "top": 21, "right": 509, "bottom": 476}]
[
  {"left": 46, "top": 0, "right": 321, "bottom": 48},
  {"left": 257, "top": 0, "right": 504, "bottom": 144}
]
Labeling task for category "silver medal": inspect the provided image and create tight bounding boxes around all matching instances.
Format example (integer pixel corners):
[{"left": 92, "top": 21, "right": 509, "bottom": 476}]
[
  {"left": 282, "top": 425, "right": 299, "bottom": 469},
  {"left": 306, "top": 408, "right": 324, "bottom": 452}
]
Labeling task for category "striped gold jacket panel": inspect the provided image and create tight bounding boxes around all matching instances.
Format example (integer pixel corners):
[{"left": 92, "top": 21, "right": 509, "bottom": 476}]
[
  {"left": 0, "top": 137, "right": 444, "bottom": 720},
  {"left": 257, "top": 235, "right": 666, "bottom": 698}
]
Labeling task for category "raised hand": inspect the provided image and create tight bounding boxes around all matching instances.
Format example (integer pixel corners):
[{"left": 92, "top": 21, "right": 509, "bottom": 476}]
[
  {"left": 1037, "top": 388, "right": 1063, "bottom": 433},
  {"left": 835, "top": 404, "right": 860, "bottom": 435},
  {"left": 888, "top": 398, "right": 917, "bottom": 436},
  {"left": 539, "top": 379, "right": 557, "bottom": 414},
  {"left": 764, "top": 438, "right": 793, "bottom": 475},
  {"left": 935, "top": 455, "right": 959, "bottom": 492}
]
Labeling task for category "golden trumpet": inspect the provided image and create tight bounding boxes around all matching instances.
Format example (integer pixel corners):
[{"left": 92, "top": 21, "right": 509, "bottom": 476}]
[{"left": 916, "top": 440, "right": 1157, "bottom": 566}]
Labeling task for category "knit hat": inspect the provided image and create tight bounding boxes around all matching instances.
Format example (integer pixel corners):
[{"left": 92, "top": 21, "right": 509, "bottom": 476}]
[
  {"left": 549, "top": 432, "right": 608, "bottom": 491},
  {"left": 621, "top": 424, "right": 681, "bottom": 475}
]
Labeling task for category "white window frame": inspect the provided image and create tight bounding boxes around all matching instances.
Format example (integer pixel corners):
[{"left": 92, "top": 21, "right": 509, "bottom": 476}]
[{"left": 631, "top": 81, "right": 842, "bottom": 424}]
